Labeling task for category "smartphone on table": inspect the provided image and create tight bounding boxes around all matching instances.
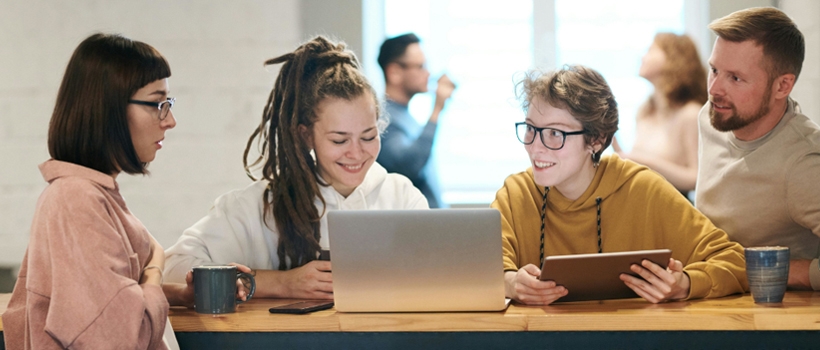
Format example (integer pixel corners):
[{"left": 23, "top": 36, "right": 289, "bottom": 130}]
[{"left": 269, "top": 300, "right": 334, "bottom": 314}]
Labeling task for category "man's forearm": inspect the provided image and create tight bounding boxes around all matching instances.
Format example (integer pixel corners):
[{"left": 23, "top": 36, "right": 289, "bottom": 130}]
[
  {"left": 787, "top": 259, "right": 813, "bottom": 290},
  {"left": 429, "top": 106, "right": 443, "bottom": 123}
]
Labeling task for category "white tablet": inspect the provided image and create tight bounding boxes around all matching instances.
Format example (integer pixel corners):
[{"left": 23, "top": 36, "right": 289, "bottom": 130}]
[{"left": 539, "top": 249, "right": 672, "bottom": 303}]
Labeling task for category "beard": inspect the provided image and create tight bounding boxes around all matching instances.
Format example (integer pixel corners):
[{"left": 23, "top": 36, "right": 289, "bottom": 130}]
[{"left": 709, "top": 87, "right": 772, "bottom": 132}]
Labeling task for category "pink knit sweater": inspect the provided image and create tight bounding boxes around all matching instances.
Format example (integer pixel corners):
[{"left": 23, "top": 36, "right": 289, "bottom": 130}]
[{"left": 2, "top": 160, "right": 168, "bottom": 349}]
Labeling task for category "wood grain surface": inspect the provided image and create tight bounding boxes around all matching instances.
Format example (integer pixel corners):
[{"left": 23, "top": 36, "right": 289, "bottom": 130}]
[{"left": 2, "top": 292, "right": 819, "bottom": 332}]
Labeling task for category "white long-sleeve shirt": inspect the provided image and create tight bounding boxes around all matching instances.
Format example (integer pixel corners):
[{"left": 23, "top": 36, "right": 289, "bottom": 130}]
[{"left": 164, "top": 163, "right": 427, "bottom": 282}]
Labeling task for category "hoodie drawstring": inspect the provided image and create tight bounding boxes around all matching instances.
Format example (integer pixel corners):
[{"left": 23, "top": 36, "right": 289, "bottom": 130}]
[
  {"left": 539, "top": 189, "right": 603, "bottom": 265},
  {"left": 359, "top": 188, "right": 368, "bottom": 208},
  {"left": 596, "top": 197, "right": 602, "bottom": 254},
  {"left": 539, "top": 187, "right": 550, "bottom": 265}
]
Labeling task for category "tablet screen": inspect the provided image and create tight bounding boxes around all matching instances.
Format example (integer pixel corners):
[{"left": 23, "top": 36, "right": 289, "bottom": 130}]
[{"left": 539, "top": 249, "right": 672, "bottom": 302}]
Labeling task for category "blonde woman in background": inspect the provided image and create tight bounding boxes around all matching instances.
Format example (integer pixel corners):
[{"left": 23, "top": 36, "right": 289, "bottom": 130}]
[{"left": 614, "top": 33, "right": 708, "bottom": 195}]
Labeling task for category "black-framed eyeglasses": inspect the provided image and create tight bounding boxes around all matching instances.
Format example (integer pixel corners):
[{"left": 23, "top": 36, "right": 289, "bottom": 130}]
[
  {"left": 128, "top": 97, "right": 175, "bottom": 121},
  {"left": 396, "top": 61, "right": 426, "bottom": 70},
  {"left": 515, "top": 122, "right": 585, "bottom": 150}
]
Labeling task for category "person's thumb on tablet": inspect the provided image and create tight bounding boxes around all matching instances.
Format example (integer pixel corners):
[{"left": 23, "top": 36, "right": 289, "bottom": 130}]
[
  {"left": 667, "top": 258, "right": 684, "bottom": 273},
  {"left": 521, "top": 264, "right": 541, "bottom": 277}
]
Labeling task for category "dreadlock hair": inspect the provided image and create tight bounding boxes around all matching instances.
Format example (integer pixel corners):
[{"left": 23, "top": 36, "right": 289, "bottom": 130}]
[{"left": 243, "top": 36, "right": 380, "bottom": 270}]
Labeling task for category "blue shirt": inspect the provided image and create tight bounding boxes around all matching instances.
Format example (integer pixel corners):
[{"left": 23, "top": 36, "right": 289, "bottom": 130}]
[{"left": 377, "top": 99, "right": 443, "bottom": 208}]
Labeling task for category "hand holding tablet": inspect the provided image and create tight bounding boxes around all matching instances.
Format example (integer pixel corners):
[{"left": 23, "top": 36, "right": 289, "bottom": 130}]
[
  {"left": 507, "top": 264, "right": 569, "bottom": 305},
  {"left": 538, "top": 249, "right": 673, "bottom": 303},
  {"left": 619, "top": 256, "right": 690, "bottom": 303}
]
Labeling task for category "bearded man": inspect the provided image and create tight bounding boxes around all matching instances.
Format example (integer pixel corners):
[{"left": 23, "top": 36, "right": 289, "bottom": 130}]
[{"left": 696, "top": 7, "right": 820, "bottom": 291}]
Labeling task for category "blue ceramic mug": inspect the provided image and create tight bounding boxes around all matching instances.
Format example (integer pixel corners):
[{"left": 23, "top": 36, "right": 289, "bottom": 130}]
[{"left": 745, "top": 246, "right": 789, "bottom": 303}]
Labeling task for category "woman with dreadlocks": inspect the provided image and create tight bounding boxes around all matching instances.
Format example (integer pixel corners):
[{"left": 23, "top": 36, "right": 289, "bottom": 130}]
[{"left": 164, "top": 36, "right": 427, "bottom": 299}]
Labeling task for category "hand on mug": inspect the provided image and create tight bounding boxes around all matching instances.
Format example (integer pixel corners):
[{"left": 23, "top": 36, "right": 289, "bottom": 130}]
[
  {"left": 181, "top": 263, "right": 252, "bottom": 305},
  {"left": 159, "top": 272, "right": 195, "bottom": 308},
  {"left": 228, "top": 262, "right": 253, "bottom": 301},
  {"left": 179, "top": 271, "right": 195, "bottom": 307},
  {"left": 192, "top": 264, "right": 256, "bottom": 314},
  {"left": 173, "top": 267, "right": 238, "bottom": 309}
]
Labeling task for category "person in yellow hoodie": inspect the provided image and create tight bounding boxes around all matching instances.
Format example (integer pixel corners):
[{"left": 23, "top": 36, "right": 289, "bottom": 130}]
[{"left": 494, "top": 65, "right": 747, "bottom": 305}]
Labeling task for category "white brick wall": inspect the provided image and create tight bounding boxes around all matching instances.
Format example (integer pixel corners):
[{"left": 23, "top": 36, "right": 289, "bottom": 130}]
[
  {"left": 3, "top": 1, "right": 816, "bottom": 269},
  {"left": 0, "top": 0, "right": 301, "bottom": 266}
]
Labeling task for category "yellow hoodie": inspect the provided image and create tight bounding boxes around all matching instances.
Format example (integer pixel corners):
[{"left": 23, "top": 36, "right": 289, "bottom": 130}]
[{"left": 492, "top": 154, "right": 748, "bottom": 299}]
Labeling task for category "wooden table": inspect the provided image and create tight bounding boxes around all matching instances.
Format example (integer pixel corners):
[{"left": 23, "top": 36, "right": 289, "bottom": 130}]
[
  {"left": 3, "top": 292, "right": 820, "bottom": 349},
  {"left": 169, "top": 292, "right": 820, "bottom": 349}
]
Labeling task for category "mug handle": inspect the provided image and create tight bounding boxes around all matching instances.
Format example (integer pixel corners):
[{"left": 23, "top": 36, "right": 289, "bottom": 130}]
[{"left": 236, "top": 272, "right": 256, "bottom": 304}]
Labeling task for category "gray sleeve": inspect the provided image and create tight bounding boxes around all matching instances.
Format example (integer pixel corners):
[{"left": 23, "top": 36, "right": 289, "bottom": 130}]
[
  {"left": 786, "top": 153, "right": 820, "bottom": 290},
  {"left": 786, "top": 153, "right": 820, "bottom": 239}
]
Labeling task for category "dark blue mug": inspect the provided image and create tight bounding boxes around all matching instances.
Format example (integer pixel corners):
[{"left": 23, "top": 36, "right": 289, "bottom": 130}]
[
  {"left": 193, "top": 265, "right": 256, "bottom": 314},
  {"left": 745, "top": 246, "right": 789, "bottom": 303}
]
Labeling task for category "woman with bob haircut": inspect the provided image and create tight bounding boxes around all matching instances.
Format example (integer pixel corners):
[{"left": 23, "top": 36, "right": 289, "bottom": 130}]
[
  {"left": 164, "top": 36, "right": 427, "bottom": 299},
  {"left": 614, "top": 32, "right": 708, "bottom": 194},
  {"left": 3, "top": 33, "right": 191, "bottom": 349},
  {"left": 494, "top": 65, "right": 747, "bottom": 305}
]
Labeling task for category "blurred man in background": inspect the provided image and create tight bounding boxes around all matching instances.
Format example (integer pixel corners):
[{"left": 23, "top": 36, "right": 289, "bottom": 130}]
[{"left": 377, "top": 33, "right": 455, "bottom": 208}]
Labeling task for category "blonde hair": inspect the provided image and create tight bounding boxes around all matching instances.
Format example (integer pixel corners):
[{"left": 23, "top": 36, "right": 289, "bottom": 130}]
[{"left": 645, "top": 33, "right": 707, "bottom": 115}]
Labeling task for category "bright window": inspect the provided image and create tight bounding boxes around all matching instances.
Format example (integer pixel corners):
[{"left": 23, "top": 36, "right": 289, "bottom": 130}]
[
  {"left": 555, "top": 0, "right": 685, "bottom": 152},
  {"left": 383, "top": 0, "right": 687, "bottom": 205}
]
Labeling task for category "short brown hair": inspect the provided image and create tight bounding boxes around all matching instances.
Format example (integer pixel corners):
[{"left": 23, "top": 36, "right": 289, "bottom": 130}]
[
  {"left": 517, "top": 65, "right": 619, "bottom": 164},
  {"left": 649, "top": 33, "right": 708, "bottom": 112},
  {"left": 378, "top": 33, "right": 421, "bottom": 81},
  {"left": 709, "top": 7, "right": 804, "bottom": 81},
  {"left": 48, "top": 33, "right": 171, "bottom": 175}
]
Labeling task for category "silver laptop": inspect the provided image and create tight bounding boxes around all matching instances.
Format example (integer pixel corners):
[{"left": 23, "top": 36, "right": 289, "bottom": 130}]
[{"left": 328, "top": 209, "right": 506, "bottom": 312}]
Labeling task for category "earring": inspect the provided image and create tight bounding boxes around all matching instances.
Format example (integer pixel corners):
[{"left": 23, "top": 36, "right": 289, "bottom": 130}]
[{"left": 591, "top": 152, "right": 599, "bottom": 168}]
